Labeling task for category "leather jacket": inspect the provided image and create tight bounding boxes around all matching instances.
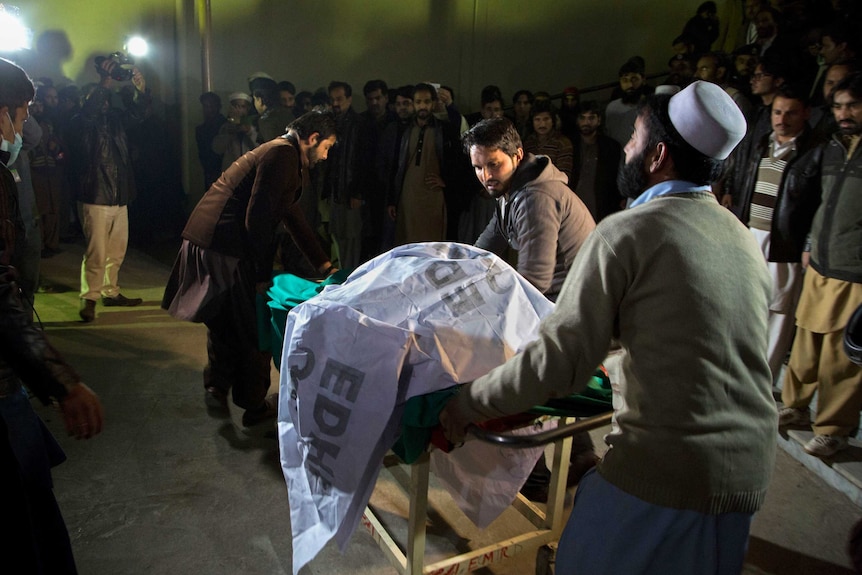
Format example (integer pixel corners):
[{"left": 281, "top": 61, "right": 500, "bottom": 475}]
[
  {"left": 735, "top": 126, "right": 824, "bottom": 262},
  {"left": 0, "top": 163, "right": 79, "bottom": 403},
  {"left": 66, "top": 87, "right": 142, "bottom": 206}
]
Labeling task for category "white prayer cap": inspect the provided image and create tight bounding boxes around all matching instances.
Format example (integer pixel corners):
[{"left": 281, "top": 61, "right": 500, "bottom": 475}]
[
  {"left": 246, "top": 71, "right": 273, "bottom": 83},
  {"left": 667, "top": 80, "right": 747, "bottom": 160},
  {"left": 228, "top": 91, "right": 252, "bottom": 103},
  {"left": 654, "top": 84, "right": 681, "bottom": 96}
]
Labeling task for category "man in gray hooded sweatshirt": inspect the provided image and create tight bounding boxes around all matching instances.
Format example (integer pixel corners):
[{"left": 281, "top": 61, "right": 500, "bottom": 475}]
[
  {"left": 465, "top": 117, "right": 597, "bottom": 500},
  {"left": 467, "top": 117, "right": 595, "bottom": 301}
]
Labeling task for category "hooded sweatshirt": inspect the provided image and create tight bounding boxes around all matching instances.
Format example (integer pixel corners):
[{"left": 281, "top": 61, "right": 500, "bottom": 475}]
[{"left": 475, "top": 153, "right": 595, "bottom": 299}]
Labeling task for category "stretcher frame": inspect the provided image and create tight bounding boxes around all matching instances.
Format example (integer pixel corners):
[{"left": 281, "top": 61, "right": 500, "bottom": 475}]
[{"left": 360, "top": 412, "right": 613, "bottom": 575}]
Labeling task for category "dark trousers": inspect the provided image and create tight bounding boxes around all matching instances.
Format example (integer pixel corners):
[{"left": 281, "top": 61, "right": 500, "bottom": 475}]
[
  {"left": 203, "top": 268, "right": 272, "bottom": 410},
  {"left": 0, "top": 415, "right": 78, "bottom": 575}
]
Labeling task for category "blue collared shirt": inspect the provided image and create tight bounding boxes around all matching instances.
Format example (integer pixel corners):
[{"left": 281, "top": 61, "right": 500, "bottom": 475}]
[{"left": 629, "top": 180, "right": 713, "bottom": 208}]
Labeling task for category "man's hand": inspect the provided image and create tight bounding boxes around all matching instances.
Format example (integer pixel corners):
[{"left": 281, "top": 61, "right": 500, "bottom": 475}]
[
  {"left": 60, "top": 383, "right": 104, "bottom": 440},
  {"left": 426, "top": 174, "right": 446, "bottom": 189},
  {"left": 317, "top": 261, "right": 339, "bottom": 277},
  {"left": 350, "top": 197, "right": 362, "bottom": 210},
  {"left": 131, "top": 66, "right": 146, "bottom": 94},
  {"left": 802, "top": 251, "right": 810, "bottom": 269},
  {"left": 438, "top": 87, "right": 454, "bottom": 107},
  {"left": 387, "top": 205, "right": 397, "bottom": 221},
  {"left": 98, "top": 59, "right": 115, "bottom": 88},
  {"left": 439, "top": 391, "right": 472, "bottom": 446},
  {"left": 720, "top": 193, "right": 733, "bottom": 209},
  {"left": 256, "top": 281, "right": 272, "bottom": 296}
]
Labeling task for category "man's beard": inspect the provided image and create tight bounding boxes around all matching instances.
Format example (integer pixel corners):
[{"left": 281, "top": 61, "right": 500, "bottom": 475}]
[
  {"left": 839, "top": 120, "right": 861, "bottom": 137},
  {"left": 307, "top": 143, "right": 325, "bottom": 167},
  {"left": 617, "top": 151, "right": 649, "bottom": 200},
  {"left": 621, "top": 87, "right": 644, "bottom": 105}
]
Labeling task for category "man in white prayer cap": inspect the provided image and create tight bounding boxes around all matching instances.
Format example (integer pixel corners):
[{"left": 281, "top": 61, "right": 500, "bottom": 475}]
[{"left": 440, "top": 81, "right": 777, "bottom": 574}]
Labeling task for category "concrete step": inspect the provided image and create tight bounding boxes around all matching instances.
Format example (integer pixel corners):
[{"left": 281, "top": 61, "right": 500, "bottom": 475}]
[
  {"left": 773, "top": 361, "right": 862, "bottom": 510},
  {"left": 779, "top": 428, "right": 862, "bottom": 508}
]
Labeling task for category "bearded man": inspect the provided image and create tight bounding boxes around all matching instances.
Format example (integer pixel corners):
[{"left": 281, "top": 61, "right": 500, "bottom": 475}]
[
  {"left": 441, "top": 82, "right": 776, "bottom": 573},
  {"left": 162, "top": 110, "right": 338, "bottom": 427}
]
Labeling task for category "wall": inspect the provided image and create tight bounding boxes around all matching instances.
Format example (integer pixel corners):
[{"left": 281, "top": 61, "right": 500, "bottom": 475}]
[{"left": 8, "top": 0, "right": 727, "bottom": 203}]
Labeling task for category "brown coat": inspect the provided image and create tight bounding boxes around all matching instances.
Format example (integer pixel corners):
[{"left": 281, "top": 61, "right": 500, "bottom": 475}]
[{"left": 182, "top": 136, "right": 327, "bottom": 282}]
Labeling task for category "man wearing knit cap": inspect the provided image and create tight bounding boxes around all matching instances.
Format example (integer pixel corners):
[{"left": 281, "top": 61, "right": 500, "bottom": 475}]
[{"left": 440, "top": 81, "right": 776, "bottom": 573}]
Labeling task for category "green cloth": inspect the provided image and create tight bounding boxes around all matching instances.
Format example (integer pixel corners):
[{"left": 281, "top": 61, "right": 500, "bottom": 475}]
[
  {"left": 392, "top": 386, "right": 460, "bottom": 463},
  {"left": 258, "top": 270, "right": 349, "bottom": 356},
  {"left": 393, "top": 368, "right": 612, "bottom": 464},
  {"left": 530, "top": 369, "right": 612, "bottom": 416}
]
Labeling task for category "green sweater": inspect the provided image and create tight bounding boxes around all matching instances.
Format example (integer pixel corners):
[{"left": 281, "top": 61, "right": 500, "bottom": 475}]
[{"left": 453, "top": 192, "right": 777, "bottom": 514}]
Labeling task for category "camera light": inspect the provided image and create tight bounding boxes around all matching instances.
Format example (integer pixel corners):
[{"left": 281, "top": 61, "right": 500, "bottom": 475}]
[
  {"left": 126, "top": 36, "right": 149, "bottom": 58},
  {"left": 0, "top": 6, "right": 32, "bottom": 52}
]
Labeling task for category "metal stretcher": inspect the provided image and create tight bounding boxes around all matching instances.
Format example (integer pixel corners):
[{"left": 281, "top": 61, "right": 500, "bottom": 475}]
[
  {"left": 360, "top": 407, "right": 613, "bottom": 575},
  {"left": 264, "top": 269, "right": 615, "bottom": 574}
]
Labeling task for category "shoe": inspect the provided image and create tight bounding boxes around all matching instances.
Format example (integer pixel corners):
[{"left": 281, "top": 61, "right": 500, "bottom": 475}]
[
  {"left": 241, "top": 393, "right": 278, "bottom": 427},
  {"left": 204, "top": 386, "right": 229, "bottom": 411},
  {"left": 102, "top": 294, "right": 143, "bottom": 307},
  {"left": 778, "top": 406, "right": 811, "bottom": 427},
  {"left": 804, "top": 434, "right": 848, "bottom": 458},
  {"left": 79, "top": 299, "right": 96, "bottom": 322},
  {"left": 520, "top": 459, "right": 551, "bottom": 503}
]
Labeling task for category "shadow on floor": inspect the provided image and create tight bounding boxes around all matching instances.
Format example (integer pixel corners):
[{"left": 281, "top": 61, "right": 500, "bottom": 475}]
[{"left": 747, "top": 536, "right": 856, "bottom": 575}]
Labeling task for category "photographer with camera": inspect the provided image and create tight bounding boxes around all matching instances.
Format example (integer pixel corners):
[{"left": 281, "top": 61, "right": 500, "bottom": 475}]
[{"left": 66, "top": 54, "right": 149, "bottom": 322}]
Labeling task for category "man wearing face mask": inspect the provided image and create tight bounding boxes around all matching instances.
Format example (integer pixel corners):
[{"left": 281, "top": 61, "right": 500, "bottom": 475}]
[
  {"left": 0, "top": 56, "right": 105, "bottom": 575},
  {"left": 7, "top": 99, "right": 43, "bottom": 311},
  {"left": 66, "top": 59, "right": 149, "bottom": 322}
]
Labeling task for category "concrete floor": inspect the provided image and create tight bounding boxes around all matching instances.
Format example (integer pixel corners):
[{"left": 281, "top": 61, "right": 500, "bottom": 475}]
[{"left": 30, "top": 240, "right": 862, "bottom": 575}]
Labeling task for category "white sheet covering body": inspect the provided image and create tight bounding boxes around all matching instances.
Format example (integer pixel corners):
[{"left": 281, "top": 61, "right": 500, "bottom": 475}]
[{"left": 278, "top": 242, "right": 555, "bottom": 574}]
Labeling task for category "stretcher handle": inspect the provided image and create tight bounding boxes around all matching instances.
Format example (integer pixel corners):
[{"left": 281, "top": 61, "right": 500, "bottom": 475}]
[{"left": 467, "top": 411, "right": 613, "bottom": 447}]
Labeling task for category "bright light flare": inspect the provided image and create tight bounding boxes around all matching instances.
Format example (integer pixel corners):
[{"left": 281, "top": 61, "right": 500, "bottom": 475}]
[
  {"left": 0, "top": 8, "right": 32, "bottom": 52},
  {"left": 126, "top": 36, "right": 148, "bottom": 58}
]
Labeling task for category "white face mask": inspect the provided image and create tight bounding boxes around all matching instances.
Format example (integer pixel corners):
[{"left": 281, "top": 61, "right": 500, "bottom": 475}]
[{"left": 1, "top": 112, "right": 23, "bottom": 167}]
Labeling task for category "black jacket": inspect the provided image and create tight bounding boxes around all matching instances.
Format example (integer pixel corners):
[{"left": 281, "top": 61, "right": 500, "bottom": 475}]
[
  {"left": 325, "top": 107, "right": 371, "bottom": 204},
  {"left": 0, "top": 162, "right": 79, "bottom": 404},
  {"left": 569, "top": 134, "right": 623, "bottom": 221},
  {"left": 66, "top": 88, "right": 141, "bottom": 206},
  {"left": 735, "top": 126, "right": 824, "bottom": 262},
  {"left": 387, "top": 111, "right": 469, "bottom": 212}
]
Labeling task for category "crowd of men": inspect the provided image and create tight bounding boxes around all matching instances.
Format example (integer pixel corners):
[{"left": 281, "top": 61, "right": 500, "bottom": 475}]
[{"left": 16, "top": 0, "right": 862, "bottom": 463}]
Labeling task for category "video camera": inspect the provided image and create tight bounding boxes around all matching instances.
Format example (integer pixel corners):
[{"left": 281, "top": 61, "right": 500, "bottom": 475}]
[{"left": 94, "top": 52, "right": 135, "bottom": 82}]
